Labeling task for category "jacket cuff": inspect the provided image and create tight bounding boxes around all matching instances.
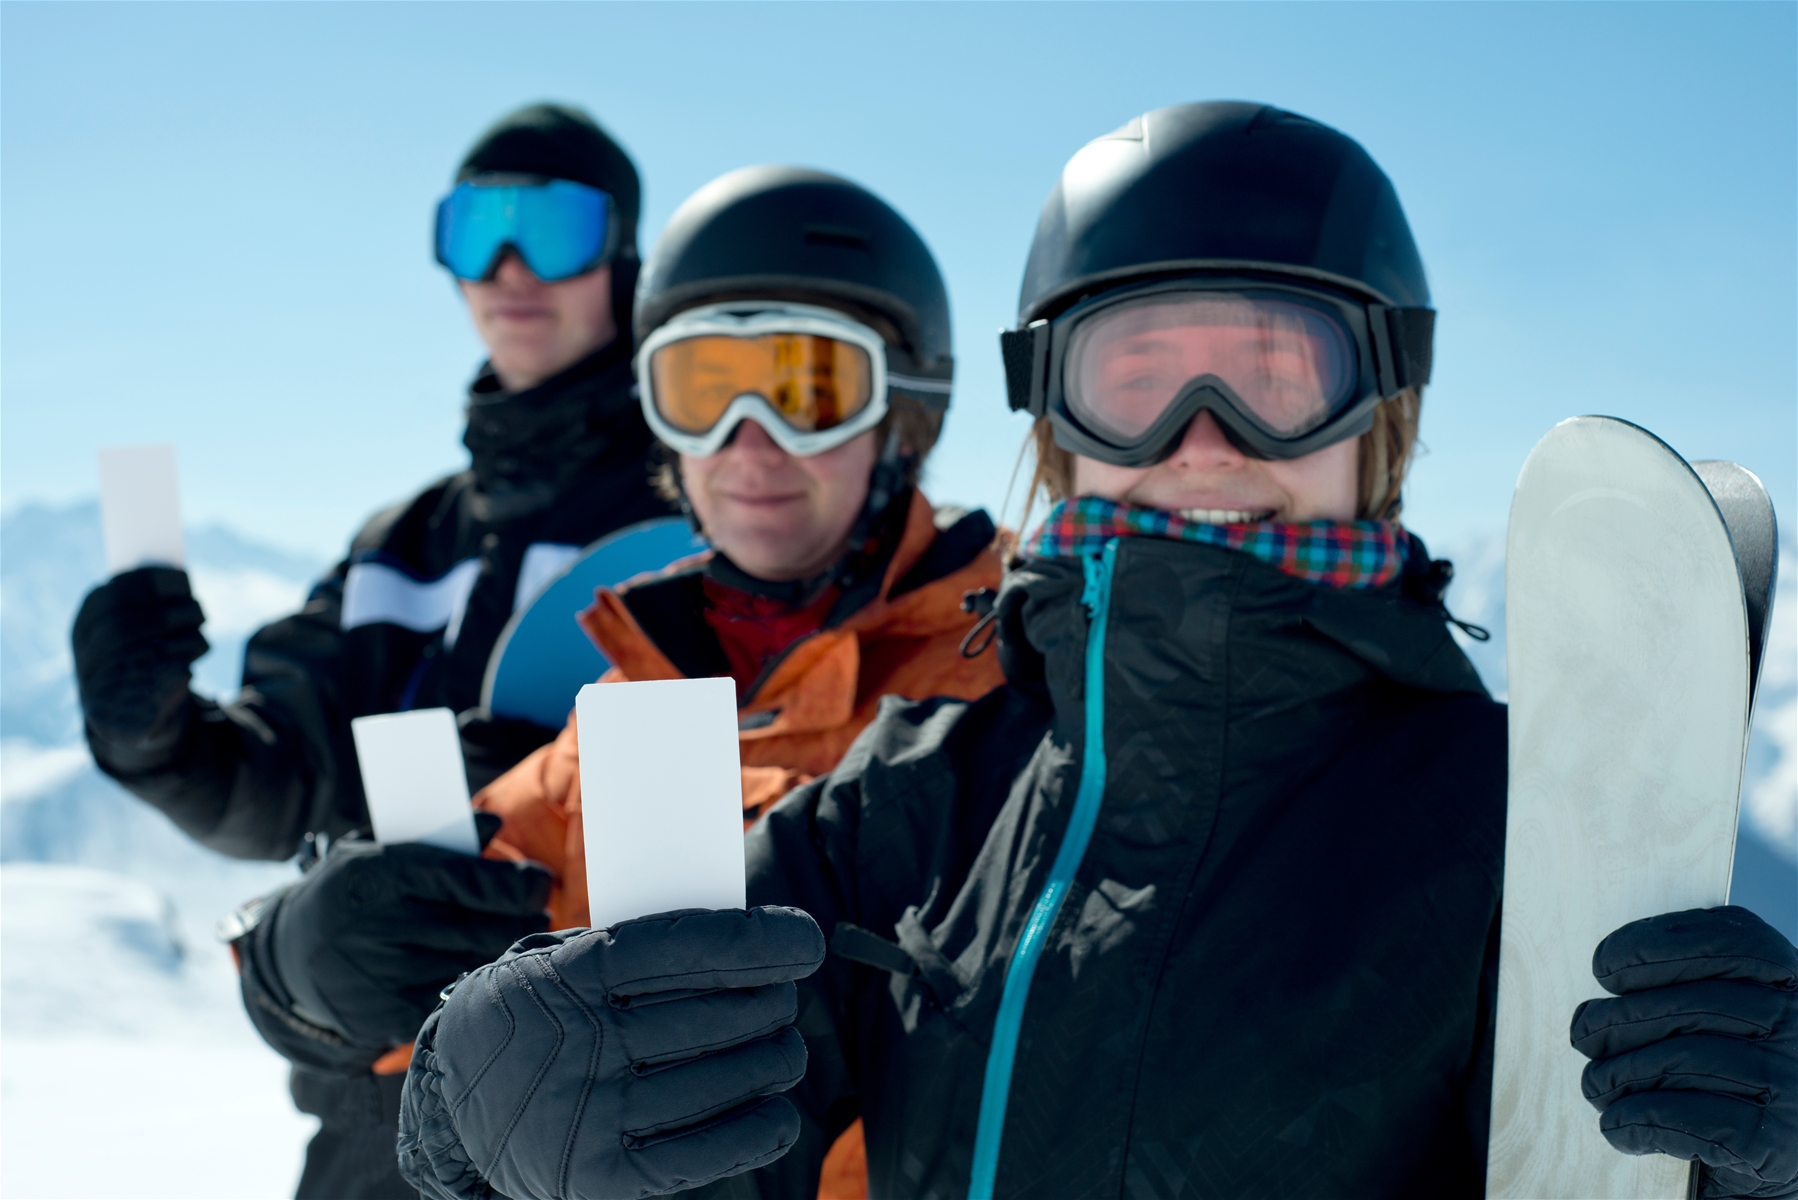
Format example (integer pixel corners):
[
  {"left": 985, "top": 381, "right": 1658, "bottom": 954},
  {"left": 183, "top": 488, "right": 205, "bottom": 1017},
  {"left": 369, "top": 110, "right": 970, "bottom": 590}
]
[
  {"left": 398, "top": 1012, "right": 502, "bottom": 1200},
  {"left": 233, "top": 888, "right": 384, "bottom": 1075}
]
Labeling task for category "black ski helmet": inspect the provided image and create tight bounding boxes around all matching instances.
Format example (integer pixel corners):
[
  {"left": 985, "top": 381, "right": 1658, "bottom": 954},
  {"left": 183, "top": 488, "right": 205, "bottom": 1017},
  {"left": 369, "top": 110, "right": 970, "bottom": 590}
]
[
  {"left": 1019, "top": 101, "right": 1429, "bottom": 318},
  {"left": 1006, "top": 101, "right": 1433, "bottom": 424},
  {"left": 455, "top": 102, "right": 643, "bottom": 330},
  {"left": 457, "top": 103, "right": 642, "bottom": 256},
  {"left": 635, "top": 166, "right": 954, "bottom": 409}
]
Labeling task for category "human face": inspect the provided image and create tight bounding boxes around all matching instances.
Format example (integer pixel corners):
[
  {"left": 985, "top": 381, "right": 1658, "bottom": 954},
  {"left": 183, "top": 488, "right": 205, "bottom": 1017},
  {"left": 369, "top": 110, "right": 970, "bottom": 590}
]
[
  {"left": 680, "top": 420, "right": 878, "bottom": 582},
  {"left": 459, "top": 253, "right": 616, "bottom": 393},
  {"left": 1071, "top": 410, "right": 1358, "bottom": 522}
]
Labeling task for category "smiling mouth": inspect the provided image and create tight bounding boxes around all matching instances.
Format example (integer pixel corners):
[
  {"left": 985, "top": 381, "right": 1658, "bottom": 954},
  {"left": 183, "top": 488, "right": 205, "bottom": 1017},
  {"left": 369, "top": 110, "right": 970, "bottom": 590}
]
[{"left": 1178, "top": 507, "right": 1276, "bottom": 525}]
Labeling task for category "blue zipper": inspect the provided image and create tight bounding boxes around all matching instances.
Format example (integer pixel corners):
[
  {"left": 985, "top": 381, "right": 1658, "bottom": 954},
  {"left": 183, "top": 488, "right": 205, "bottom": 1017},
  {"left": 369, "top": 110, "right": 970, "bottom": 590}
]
[{"left": 967, "top": 538, "right": 1118, "bottom": 1199}]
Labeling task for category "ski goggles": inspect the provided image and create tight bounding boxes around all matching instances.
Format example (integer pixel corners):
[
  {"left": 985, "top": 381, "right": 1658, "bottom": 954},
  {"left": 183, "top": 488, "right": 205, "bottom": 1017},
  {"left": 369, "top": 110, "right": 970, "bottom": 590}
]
[
  {"left": 1002, "top": 277, "right": 1434, "bottom": 463},
  {"left": 434, "top": 176, "right": 617, "bottom": 283},
  {"left": 637, "top": 303, "right": 896, "bottom": 458}
]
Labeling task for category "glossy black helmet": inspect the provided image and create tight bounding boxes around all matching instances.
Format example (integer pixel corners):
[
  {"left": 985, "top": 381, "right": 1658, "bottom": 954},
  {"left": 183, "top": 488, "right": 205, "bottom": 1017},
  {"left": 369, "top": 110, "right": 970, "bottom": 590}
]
[
  {"left": 635, "top": 166, "right": 953, "bottom": 404},
  {"left": 1005, "top": 102, "right": 1434, "bottom": 463}
]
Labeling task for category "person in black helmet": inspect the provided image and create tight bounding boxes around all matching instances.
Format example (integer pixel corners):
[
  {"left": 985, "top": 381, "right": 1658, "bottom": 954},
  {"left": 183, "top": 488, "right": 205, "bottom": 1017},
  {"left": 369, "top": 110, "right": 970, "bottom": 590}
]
[
  {"left": 398, "top": 105, "right": 1798, "bottom": 1200},
  {"left": 70, "top": 102, "right": 671, "bottom": 1200}
]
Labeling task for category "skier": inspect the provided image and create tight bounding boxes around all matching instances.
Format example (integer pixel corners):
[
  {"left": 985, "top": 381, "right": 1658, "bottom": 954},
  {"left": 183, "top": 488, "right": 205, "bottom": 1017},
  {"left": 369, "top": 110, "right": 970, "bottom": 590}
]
[
  {"left": 71, "top": 102, "right": 672, "bottom": 1198},
  {"left": 399, "top": 106, "right": 1798, "bottom": 1199},
  {"left": 233, "top": 166, "right": 1009, "bottom": 1199}
]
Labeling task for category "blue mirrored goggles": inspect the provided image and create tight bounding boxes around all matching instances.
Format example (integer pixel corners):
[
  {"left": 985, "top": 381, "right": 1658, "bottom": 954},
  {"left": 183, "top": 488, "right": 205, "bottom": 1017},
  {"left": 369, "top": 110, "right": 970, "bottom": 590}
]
[{"left": 434, "top": 178, "right": 616, "bottom": 283}]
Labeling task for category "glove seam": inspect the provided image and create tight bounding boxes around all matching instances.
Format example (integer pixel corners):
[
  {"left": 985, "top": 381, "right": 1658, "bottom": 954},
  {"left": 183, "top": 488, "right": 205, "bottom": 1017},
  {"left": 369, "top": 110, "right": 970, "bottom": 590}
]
[
  {"left": 541, "top": 956, "right": 607, "bottom": 1199},
  {"left": 1590, "top": 1069, "right": 1773, "bottom": 1104},
  {"left": 1580, "top": 1008, "right": 1778, "bottom": 1043},
  {"left": 479, "top": 957, "right": 567, "bottom": 1188},
  {"left": 449, "top": 964, "right": 520, "bottom": 1120},
  {"left": 1599, "top": 954, "right": 1798, "bottom": 988}
]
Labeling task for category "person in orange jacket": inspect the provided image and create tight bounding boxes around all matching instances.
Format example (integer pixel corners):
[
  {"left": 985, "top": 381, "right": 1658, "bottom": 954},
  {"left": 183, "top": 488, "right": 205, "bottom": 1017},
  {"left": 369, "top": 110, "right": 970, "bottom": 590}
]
[
  {"left": 220, "top": 164, "right": 991, "bottom": 1200},
  {"left": 474, "top": 165, "right": 1008, "bottom": 1200}
]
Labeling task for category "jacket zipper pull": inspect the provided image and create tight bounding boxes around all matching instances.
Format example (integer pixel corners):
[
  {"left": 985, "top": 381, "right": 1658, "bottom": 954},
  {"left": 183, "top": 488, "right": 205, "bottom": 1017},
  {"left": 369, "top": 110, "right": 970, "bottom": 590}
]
[{"left": 1081, "top": 553, "right": 1103, "bottom": 615}]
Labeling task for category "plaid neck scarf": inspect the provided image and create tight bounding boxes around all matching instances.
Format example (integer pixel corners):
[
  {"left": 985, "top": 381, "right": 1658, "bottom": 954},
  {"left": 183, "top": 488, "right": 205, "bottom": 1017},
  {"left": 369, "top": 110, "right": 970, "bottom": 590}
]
[{"left": 1028, "top": 496, "right": 1408, "bottom": 590}]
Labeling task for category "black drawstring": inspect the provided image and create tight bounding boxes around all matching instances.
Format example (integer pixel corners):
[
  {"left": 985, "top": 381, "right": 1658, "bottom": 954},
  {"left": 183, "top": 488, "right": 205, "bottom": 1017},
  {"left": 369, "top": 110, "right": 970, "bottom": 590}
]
[
  {"left": 1448, "top": 614, "right": 1492, "bottom": 642},
  {"left": 960, "top": 588, "right": 1000, "bottom": 658},
  {"left": 1414, "top": 555, "right": 1491, "bottom": 642}
]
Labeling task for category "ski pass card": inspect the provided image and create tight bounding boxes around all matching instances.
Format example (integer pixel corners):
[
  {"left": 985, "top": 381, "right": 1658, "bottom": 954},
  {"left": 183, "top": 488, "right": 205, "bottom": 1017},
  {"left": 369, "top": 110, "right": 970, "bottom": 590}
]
[
  {"left": 350, "top": 708, "right": 480, "bottom": 856},
  {"left": 97, "top": 444, "right": 185, "bottom": 575},
  {"left": 577, "top": 677, "right": 746, "bottom": 930}
]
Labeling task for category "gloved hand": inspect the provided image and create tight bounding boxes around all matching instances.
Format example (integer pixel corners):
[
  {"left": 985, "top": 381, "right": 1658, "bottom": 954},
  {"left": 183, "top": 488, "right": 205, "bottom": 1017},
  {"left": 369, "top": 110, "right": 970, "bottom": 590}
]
[
  {"left": 71, "top": 566, "right": 209, "bottom": 768},
  {"left": 1571, "top": 906, "right": 1798, "bottom": 1199},
  {"left": 399, "top": 906, "right": 826, "bottom": 1200},
  {"left": 236, "top": 815, "right": 553, "bottom": 1073}
]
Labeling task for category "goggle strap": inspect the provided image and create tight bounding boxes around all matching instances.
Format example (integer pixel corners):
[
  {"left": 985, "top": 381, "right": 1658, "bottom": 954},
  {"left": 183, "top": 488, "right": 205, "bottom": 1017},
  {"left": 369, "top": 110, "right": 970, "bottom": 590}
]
[
  {"left": 1388, "top": 307, "right": 1435, "bottom": 390},
  {"left": 1368, "top": 304, "right": 1435, "bottom": 396},
  {"left": 1000, "top": 320, "right": 1051, "bottom": 414},
  {"left": 888, "top": 371, "right": 954, "bottom": 412}
]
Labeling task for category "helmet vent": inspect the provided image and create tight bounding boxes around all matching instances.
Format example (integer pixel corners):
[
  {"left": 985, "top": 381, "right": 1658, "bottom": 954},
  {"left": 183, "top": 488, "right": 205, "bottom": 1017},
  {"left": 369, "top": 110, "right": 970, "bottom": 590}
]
[
  {"left": 1247, "top": 105, "right": 1326, "bottom": 135},
  {"left": 1097, "top": 116, "right": 1144, "bottom": 143},
  {"left": 804, "top": 224, "right": 872, "bottom": 251}
]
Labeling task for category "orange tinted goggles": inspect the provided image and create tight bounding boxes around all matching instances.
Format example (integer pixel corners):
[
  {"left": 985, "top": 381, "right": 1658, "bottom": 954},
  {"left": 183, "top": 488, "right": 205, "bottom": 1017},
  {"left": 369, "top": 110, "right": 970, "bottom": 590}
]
[{"left": 648, "top": 333, "right": 874, "bottom": 435}]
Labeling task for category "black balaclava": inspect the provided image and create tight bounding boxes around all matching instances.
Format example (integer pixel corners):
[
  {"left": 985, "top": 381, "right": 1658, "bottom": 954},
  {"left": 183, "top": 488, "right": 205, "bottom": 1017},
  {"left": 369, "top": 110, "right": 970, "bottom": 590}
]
[{"left": 455, "top": 102, "right": 642, "bottom": 330}]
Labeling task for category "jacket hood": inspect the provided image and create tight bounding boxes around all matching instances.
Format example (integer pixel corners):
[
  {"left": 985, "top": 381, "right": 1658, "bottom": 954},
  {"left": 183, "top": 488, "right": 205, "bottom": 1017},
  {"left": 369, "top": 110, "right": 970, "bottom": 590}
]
[{"left": 463, "top": 337, "right": 649, "bottom": 522}]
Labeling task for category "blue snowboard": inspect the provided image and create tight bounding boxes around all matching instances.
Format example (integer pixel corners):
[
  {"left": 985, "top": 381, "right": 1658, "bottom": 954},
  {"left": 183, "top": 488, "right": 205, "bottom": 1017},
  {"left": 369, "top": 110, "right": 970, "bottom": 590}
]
[{"left": 480, "top": 517, "right": 708, "bottom": 729}]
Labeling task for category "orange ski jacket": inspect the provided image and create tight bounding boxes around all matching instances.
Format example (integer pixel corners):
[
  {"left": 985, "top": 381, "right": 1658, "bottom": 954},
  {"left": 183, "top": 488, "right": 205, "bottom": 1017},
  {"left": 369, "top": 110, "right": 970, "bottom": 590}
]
[
  {"left": 476, "top": 489, "right": 1009, "bottom": 931},
  {"left": 470, "top": 493, "right": 1006, "bottom": 1200}
]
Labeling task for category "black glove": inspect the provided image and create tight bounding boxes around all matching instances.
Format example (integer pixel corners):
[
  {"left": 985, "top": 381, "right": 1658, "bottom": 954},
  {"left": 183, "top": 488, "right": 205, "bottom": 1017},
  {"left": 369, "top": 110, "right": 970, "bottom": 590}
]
[
  {"left": 1572, "top": 906, "right": 1798, "bottom": 1199},
  {"left": 71, "top": 566, "right": 209, "bottom": 770},
  {"left": 236, "top": 816, "right": 553, "bottom": 1074},
  {"left": 457, "top": 708, "right": 562, "bottom": 795},
  {"left": 399, "top": 906, "right": 826, "bottom": 1200}
]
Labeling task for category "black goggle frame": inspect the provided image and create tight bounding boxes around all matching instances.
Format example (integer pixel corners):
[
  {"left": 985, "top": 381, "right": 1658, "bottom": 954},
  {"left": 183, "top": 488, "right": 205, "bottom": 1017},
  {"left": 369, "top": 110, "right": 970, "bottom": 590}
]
[{"left": 1002, "top": 273, "right": 1434, "bottom": 465}]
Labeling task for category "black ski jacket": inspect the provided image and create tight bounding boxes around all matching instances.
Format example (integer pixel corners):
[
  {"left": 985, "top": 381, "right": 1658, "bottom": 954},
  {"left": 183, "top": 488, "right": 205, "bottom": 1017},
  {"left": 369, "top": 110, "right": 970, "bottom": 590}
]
[
  {"left": 89, "top": 341, "right": 671, "bottom": 863},
  {"left": 708, "top": 533, "right": 1506, "bottom": 1199}
]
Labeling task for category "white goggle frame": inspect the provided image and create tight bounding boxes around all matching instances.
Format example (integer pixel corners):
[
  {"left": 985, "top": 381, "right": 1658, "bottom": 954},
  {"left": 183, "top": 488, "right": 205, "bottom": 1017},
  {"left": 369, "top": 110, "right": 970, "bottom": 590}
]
[{"left": 637, "top": 302, "right": 893, "bottom": 459}]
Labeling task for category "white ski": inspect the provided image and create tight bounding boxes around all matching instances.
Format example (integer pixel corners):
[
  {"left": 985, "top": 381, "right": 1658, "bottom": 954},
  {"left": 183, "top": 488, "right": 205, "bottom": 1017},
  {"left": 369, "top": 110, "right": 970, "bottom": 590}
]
[{"left": 1487, "top": 417, "right": 1772, "bottom": 1198}]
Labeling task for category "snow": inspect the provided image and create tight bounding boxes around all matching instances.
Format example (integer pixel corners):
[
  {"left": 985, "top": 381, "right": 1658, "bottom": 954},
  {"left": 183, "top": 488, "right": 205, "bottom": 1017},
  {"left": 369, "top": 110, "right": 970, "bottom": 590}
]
[
  {"left": 1, "top": 864, "right": 315, "bottom": 1200},
  {"left": 0, "top": 741, "right": 89, "bottom": 807},
  {"left": 2, "top": 503, "right": 323, "bottom": 1200},
  {"left": 3, "top": 1039, "right": 311, "bottom": 1200}
]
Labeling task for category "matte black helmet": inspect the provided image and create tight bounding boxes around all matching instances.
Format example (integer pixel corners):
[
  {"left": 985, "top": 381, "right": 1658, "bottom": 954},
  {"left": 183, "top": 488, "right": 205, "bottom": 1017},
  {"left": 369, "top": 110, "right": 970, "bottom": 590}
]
[
  {"left": 635, "top": 166, "right": 953, "bottom": 399},
  {"left": 1017, "top": 101, "right": 1430, "bottom": 320},
  {"left": 456, "top": 102, "right": 644, "bottom": 332},
  {"left": 458, "top": 102, "right": 642, "bottom": 260}
]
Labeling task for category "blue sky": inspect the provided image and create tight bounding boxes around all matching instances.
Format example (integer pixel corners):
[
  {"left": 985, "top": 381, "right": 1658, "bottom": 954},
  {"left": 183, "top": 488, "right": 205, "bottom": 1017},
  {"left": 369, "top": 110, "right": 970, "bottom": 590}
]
[{"left": 4, "top": 2, "right": 1793, "bottom": 560}]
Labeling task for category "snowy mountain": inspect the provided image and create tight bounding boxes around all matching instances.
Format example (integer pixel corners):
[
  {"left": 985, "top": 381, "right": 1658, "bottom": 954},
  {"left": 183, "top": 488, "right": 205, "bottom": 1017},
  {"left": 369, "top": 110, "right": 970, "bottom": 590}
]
[
  {"left": 2, "top": 500, "right": 323, "bottom": 1199},
  {"left": 1440, "top": 526, "right": 1798, "bottom": 939}
]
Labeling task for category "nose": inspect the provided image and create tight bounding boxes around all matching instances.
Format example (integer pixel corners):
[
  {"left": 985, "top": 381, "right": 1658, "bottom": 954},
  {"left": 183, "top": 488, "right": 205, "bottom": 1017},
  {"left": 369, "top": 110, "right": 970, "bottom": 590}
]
[
  {"left": 722, "top": 417, "right": 791, "bottom": 462},
  {"left": 492, "top": 250, "right": 543, "bottom": 287},
  {"left": 1164, "top": 410, "right": 1247, "bottom": 469}
]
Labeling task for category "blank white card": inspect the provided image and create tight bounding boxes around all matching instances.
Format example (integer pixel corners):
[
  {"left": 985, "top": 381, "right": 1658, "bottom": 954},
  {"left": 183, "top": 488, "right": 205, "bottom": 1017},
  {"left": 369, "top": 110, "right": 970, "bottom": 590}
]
[
  {"left": 350, "top": 708, "right": 480, "bottom": 856},
  {"left": 578, "top": 677, "right": 745, "bottom": 930},
  {"left": 97, "top": 444, "right": 185, "bottom": 575}
]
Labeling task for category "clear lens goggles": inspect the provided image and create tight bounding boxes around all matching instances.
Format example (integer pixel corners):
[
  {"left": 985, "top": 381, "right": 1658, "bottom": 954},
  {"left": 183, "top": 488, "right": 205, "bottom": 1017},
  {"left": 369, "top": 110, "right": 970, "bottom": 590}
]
[
  {"left": 1067, "top": 292, "right": 1356, "bottom": 441},
  {"left": 637, "top": 303, "right": 891, "bottom": 458},
  {"left": 1004, "top": 278, "right": 1433, "bottom": 464},
  {"left": 434, "top": 177, "right": 615, "bottom": 283}
]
